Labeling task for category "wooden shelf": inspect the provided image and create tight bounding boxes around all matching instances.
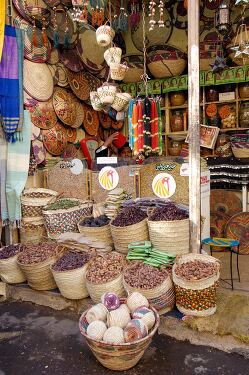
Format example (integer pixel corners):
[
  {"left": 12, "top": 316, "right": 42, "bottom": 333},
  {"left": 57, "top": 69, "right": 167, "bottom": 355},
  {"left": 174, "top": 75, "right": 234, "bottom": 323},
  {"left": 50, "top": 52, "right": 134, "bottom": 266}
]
[
  {"left": 161, "top": 104, "right": 188, "bottom": 110},
  {"left": 167, "top": 131, "right": 188, "bottom": 136},
  {"left": 219, "top": 127, "right": 249, "bottom": 132}
]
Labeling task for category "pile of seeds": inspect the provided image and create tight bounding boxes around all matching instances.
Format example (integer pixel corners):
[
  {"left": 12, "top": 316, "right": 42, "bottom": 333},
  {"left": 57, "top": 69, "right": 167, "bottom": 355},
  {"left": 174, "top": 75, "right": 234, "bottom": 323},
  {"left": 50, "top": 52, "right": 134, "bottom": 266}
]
[
  {"left": 18, "top": 242, "right": 62, "bottom": 265},
  {"left": 86, "top": 252, "right": 127, "bottom": 283},
  {"left": 52, "top": 251, "right": 91, "bottom": 271},
  {"left": 0, "top": 244, "right": 23, "bottom": 260},
  {"left": 80, "top": 215, "right": 110, "bottom": 227},
  {"left": 111, "top": 206, "right": 147, "bottom": 227},
  {"left": 124, "top": 261, "right": 168, "bottom": 289},
  {"left": 44, "top": 199, "right": 80, "bottom": 211},
  {"left": 148, "top": 203, "right": 188, "bottom": 221},
  {"left": 174, "top": 260, "right": 219, "bottom": 281}
]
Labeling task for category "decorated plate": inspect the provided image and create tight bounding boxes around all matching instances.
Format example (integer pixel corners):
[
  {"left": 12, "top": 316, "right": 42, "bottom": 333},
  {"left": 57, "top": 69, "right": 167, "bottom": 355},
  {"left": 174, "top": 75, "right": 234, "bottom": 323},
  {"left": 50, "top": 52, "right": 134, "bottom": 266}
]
[
  {"left": 76, "top": 24, "right": 107, "bottom": 74},
  {"left": 30, "top": 98, "right": 57, "bottom": 130},
  {"left": 61, "top": 143, "right": 78, "bottom": 158},
  {"left": 32, "top": 139, "right": 46, "bottom": 164},
  {"left": 47, "top": 64, "right": 59, "bottom": 84},
  {"left": 53, "top": 87, "right": 84, "bottom": 128},
  {"left": 13, "top": 0, "right": 50, "bottom": 26},
  {"left": 47, "top": 48, "right": 59, "bottom": 64},
  {"left": 31, "top": 123, "right": 41, "bottom": 140},
  {"left": 24, "top": 91, "right": 38, "bottom": 107},
  {"left": 75, "top": 127, "right": 86, "bottom": 142},
  {"left": 56, "top": 63, "right": 69, "bottom": 87},
  {"left": 65, "top": 127, "right": 77, "bottom": 143},
  {"left": 225, "top": 213, "right": 249, "bottom": 255},
  {"left": 67, "top": 69, "right": 90, "bottom": 101},
  {"left": 84, "top": 72, "right": 102, "bottom": 92},
  {"left": 83, "top": 105, "right": 99, "bottom": 136},
  {"left": 42, "top": 122, "right": 67, "bottom": 155},
  {"left": 98, "top": 112, "right": 112, "bottom": 129},
  {"left": 210, "top": 189, "right": 242, "bottom": 217},
  {"left": 60, "top": 48, "right": 84, "bottom": 72}
]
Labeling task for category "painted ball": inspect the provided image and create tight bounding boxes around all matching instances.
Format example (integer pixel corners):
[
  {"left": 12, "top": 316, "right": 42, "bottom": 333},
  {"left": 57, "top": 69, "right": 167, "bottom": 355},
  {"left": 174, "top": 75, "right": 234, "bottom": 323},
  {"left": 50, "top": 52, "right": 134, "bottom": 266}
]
[
  {"left": 101, "top": 292, "right": 121, "bottom": 311},
  {"left": 124, "top": 319, "right": 148, "bottom": 343},
  {"left": 132, "top": 306, "right": 156, "bottom": 330}
]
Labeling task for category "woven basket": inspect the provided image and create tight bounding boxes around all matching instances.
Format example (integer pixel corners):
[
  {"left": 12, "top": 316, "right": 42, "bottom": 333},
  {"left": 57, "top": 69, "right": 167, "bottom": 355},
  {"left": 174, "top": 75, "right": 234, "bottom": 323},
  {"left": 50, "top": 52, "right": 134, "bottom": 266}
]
[
  {"left": 78, "top": 219, "right": 113, "bottom": 247},
  {"left": 21, "top": 188, "right": 58, "bottom": 218},
  {"left": 79, "top": 299, "right": 160, "bottom": 371},
  {"left": 51, "top": 261, "right": 89, "bottom": 300},
  {"left": 148, "top": 219, "right": 189, "bottom": 255},
  {"left": 123, "top": 275, "right": 175, "bottom": 315},
  {"left": 0, "top": 246, "right": 26, "bottom": 284},
  {"left": 122, "top": 55, "right": 144, "bottom": 83},
  {"left": 20, "top": 220, "right": 47, "bottom": 244},
  {"left": 231, "top": 147, "right": 249, "bottom": 158},
  {"left": 86, "top": 274, "right": 126, "bottom": 304},
  {"left": 110, "top": 219, "right": 149, "bottom": 254},
  {"left": 42, "top": 199, "right": 93, "bottom": 240},
  {"left": 172, "top": 253, "right": 220, "bottom": 317},
  {"left": 17, "top": 256, "right": 57, "bottom": 291}
]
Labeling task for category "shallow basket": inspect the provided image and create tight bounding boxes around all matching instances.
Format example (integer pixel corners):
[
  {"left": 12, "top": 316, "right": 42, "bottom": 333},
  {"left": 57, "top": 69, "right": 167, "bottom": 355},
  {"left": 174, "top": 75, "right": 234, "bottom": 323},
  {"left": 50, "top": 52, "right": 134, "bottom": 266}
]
[
  {"left": 172, "top": 253, "right": 220, "bottom": 317},
  {"left": 86, "top": 273, "right": 126, "bottom": 304},
  {"left": 148, "top": 219, "right": 189, "bottom": 255},
  {"left": 43, "top": 199, "right": 93, "bottom": 240},
  {"left": 51, "top": 260, "right": 89, "bottom": 300},
  {"left": 78, "top": 219, "right": 113, "bottom": 247},
  {"left": 17, "top": 255, "right": 57, "bottom": 291},
  {"left": 0, "top": 245, "right": 26, "bottom": 284},
  {"left": 231, "top": 146, "right": 249, "bottom": 158},
  {"left": 122, "top": 54, "right": 144, "bottom": 83},
  {"left": 123, "top": 274, "right": 175, "bottom": 315},
  {"left": 110, "top": 219, "right": 149, "bottom": 254},
  {"left": 79, "top": 299, "right": 160, "bottom": 371},
  {"left": 21, "top": 188, "right": 58, "bottom": 218}
]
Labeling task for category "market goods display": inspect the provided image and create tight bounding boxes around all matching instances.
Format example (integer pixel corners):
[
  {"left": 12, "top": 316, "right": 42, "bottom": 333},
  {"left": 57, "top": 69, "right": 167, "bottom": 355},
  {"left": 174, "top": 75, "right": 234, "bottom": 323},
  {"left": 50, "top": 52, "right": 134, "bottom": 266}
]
[
  {"left": 51, "top": 250, "right": 93, "bottom": 299},
  {"left": 85, "top": 252, "right": 128, "bottom": 303},
  {"left": 21, "top": 188, "right": 58, "bottom": 219},
  {"left": 42, "top": 122, "right": 68, "bottom": 156},
  {"left": 172, "top": 253, "right": 220, "bottom": 317},
  {"left": 20, "top": 219, "right": 47, "bottom": 245},
  {"left": 147, "top": 203, "right": 189, "bottom": 255},
  {"left": 30, "top": 99, "right": 57, "bottom": 130},
  {"left": 23, "top": 60, "right": 54, "bottom": 101},
  {"left": 53, "top": 87, "right": 84, "bottom": 128},
  {"left": 110, "top": 207, "right": 149, "bottom": 254},
  {"left": 0, "top": 244, "right": 26, "bottom": 284},
  {"left": 105, "top": 188, "right": 125, "bottom": 219},
  {"left": 132, "top": 307, "right": 156, "bottom": 330},
  {"left": 79, "top": 294, "right": 160, "bottom": 370},
  {"left": 42, "top": 198, "right": 93, "bottom": 239},
  {"left": 123, "top": 261, "right": 175, "bottom": 315},
  {"left": 78, "top": 215, "right": 113, "bottom": 248},
  {"left": 101, "top": 292, "right": 121, "bottom": 311},
  {"left": 17, "top": 242, "right": 63, "bottom": 290}
]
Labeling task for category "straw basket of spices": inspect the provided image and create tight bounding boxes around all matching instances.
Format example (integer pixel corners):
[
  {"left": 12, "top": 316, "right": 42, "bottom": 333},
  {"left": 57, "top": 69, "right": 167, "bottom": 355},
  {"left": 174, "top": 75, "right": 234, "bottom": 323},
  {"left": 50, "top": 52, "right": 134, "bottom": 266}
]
[
  {"left": 78, "top": 215, "right": 113, "bottom": 247},
  {"left": 123, "top": 262, "right": 175, "bottom": 315},
  {"left": 20, "top": 218, "right": 47, "bottom": 244},
  {"left": 42, "top": 198, "right": 93, "bottom": 240},
  {"left": 21, "top": 188, "right": 59, "bottom": 219},
  {"left": 85, "top": 252, "right": 128, "bottom": 303},
  {"left": 172, "top": 253, "right": 220, "bottom": 317},
  {"left": 79, "top": 298, "right": 160, "bottom": 371},
  {"left": 17, "top": 242, "right": 63, "bottom": 291},
  {"left": 0, "top": 244, "right": 26, "bottom": 284}
]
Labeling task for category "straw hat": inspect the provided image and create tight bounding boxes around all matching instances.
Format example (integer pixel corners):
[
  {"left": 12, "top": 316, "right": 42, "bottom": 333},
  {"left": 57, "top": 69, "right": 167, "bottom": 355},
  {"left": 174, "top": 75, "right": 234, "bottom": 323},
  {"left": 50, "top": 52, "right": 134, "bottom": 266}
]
[
  {"left": 30, "top": 98, "right": 57, "bottom": 130},
  {"left": 23, "top": 59, "right": 54, "bottom": 101},
  {"left": 56, "top": 63, "right": 69, "bottom": 87},
  {"left": 53, "top": 87, "right": 84, "bottom": 128},
  {"left": 67, "top": 69, "right": 90, "bottom": 101},
  {"left": 83, "top": 105, "right": 100, "bottom": 136},
  {"left": 13, "top": 0, "right": 50, "bottom": 27},
  {"left": 42, "top": 122, "right": 67, "bottom": 156}
]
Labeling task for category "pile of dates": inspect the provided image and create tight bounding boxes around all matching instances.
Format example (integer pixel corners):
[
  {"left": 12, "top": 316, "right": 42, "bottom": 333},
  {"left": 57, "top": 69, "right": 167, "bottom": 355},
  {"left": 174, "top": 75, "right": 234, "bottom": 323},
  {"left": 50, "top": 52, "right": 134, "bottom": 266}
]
[
  {"left": 80, "top": 215, "right": 110, "bottom": 227},
  {"left": 52, "top": 251, "right": 91, "bottom": 271},
  {"left": 175, "top": 260, "right": 219, "bottom": 281},
  {"left": 0, "top": 244, "right": 23, "bottom": 260},
  {"left": 148, "top": 203, "right": 188, "bottom": 221},
  {"left": 124, "top": 261, "right": 168, "bottom": 289},
  {"left": 18, "top": 242, "right": 62, "bottom": 264},
  {"left": 86, "top": 252, "right": 127, "bottom": 283},
  {"left": 112, "top": 207, "right": 147, "bottom": 227}
]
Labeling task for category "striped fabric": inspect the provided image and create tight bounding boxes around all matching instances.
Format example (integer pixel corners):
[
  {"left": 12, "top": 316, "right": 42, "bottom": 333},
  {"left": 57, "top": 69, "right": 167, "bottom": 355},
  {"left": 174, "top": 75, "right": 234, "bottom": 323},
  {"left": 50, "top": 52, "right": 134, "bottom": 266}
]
[{"left": 202, "top": 237, "right": 239, "bottom": 247}]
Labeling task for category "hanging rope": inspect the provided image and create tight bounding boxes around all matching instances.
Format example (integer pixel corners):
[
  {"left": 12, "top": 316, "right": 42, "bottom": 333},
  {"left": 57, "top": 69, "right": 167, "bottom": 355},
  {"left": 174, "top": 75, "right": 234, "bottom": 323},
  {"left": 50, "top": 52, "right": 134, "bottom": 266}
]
[{"left": 140, "top": 1, "right": 149, "bottom": 97}]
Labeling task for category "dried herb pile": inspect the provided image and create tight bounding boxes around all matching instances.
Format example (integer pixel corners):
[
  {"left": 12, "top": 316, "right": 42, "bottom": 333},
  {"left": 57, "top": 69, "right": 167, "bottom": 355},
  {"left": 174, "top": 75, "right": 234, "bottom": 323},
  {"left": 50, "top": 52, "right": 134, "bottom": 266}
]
[
  {"left": 124, "top": 261, "right": 169, "bottom": 289},
  {"left": 0, "top": 244, "right": 23, "bottom": 260},
  {"left": 86, "top": 252, "right": 127, "bottom": 283},
  {"left": 44, "top": 199, "right": 80, "bottom": 211},
  {"left": 18, "top": 242, "right": 62, "bottom": 265},
  {"left": 148, "top": 203, "right": 188, "bottom": 221},
  {"left": 175, "top": 260, "right": 219, "bottom": 281},
  {"left": 52, "top": 251, "right": 91, "bottom": 271},
  {"left": 112, "top": 207, "right": 147, "bottom": 227}
]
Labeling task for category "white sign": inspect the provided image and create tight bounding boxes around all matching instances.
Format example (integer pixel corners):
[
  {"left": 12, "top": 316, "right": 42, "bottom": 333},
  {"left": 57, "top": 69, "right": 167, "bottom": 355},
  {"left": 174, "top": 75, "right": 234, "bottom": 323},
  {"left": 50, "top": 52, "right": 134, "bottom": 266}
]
[
  {"left": 99, "top": 166, "right": 119, "bottom": 190},
  {"left": 70, "top": 159, "right": 84, "bottom": 175},
  {"left": 152, "top": 173, "right": 176, "bottom": 199},
  {"left": 97, "top": 157, "right": 118, "bottom": 165}
]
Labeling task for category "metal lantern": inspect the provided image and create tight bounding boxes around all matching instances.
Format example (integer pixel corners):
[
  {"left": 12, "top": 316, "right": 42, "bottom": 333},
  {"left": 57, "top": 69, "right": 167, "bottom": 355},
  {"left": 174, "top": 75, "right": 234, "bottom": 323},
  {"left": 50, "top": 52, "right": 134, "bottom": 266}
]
[{"left": 215, "top": 0, "right": 230, "bottom": 35}]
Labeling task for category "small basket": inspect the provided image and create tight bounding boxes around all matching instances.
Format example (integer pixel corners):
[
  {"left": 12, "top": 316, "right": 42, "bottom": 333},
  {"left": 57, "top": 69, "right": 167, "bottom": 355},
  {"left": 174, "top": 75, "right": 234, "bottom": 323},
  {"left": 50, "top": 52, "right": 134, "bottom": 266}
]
[
  {"left": 86, "top": 273, "right": 126, "bottom": 304},
  {"left": 0, "top": 245, "right": 26, "bottom": 284},
  {"left": 110, "top": 219, "right": 149, "bottom": 254},
  {"left": 110, "top": 63, "right": 128, "bottom": 81},
  {"left": 78, "top": 218, "right": 113, "bottom": 247},
  {"left": 21, "top": 188, "right": 58, "bottom": 218},
  {"left": 20, "top": 220, "right": 47, "bottom": 244},
  {"left": 79, "top": 299, "right": 160, "bottom": 371}
]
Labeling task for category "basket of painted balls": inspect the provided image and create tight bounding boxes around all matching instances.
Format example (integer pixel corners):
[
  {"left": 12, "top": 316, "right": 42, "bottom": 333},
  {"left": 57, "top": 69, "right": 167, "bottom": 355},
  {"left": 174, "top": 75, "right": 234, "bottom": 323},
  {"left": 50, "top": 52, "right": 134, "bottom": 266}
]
[{"left": 79, "top": 291, "right": 160, "bottom": 371}]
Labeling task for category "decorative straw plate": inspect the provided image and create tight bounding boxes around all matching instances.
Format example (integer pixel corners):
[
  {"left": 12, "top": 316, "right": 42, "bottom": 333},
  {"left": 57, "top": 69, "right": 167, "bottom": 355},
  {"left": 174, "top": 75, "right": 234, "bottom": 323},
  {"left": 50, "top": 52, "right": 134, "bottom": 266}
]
[
  {"left": 42, "top": 122, "right": 67, "bottom": 156},
  {"left": 60, "top": 49, "right": 84, "bottom": 72},
  {"left": 32, "top": 139, "right": 46, "bottom": 164},
  {"left": 31, "top": 123, "right": 41, "bottom": 140},
  {"left": 83, "top": 106, "right": 99, "bottom": 136},
  {"left": 47, "top": 64, "right": 59, "bottom": 84},
  {"left": 61, "top": 143, "right": 78, "bottom": 158},
  {"left": 53, "top": 87, "right": 84, "bottom": 128},
  {"left": 56, "top": 63, "right": 69, "bottom": 87},
  {"left": 67, "top": 69, "right": 90, "bottom": 101},
  {"left": 30, "top": 98, "right": 57, "bottom": 130},
  {"left": 47, "top": 47, "right": 59, "bottom": 64},
  {"left": 23, "top": 60, "right": 54, "bottom": 101},
  {"left": 65, "top": 127, "right": 77, "bottom": 143},
  {"left": 225, "top": 212, "right": 249, "bottom": 255},
  {"left": 13, "top": 0, "right": 50, "bottom": 26},
  {"left": 210, "top": 190, "right": 242, "bottom": 217},
  {"left": 46, "top": 8, "right": 78, "bottom": 47}
]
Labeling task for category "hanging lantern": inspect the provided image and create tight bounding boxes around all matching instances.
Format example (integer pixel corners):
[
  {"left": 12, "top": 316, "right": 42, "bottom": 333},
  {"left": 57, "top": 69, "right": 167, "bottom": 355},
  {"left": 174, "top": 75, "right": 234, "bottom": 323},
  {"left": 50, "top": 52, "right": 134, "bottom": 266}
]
[{"left": 215, "top": 0, "right": 230, "bottom": 35}]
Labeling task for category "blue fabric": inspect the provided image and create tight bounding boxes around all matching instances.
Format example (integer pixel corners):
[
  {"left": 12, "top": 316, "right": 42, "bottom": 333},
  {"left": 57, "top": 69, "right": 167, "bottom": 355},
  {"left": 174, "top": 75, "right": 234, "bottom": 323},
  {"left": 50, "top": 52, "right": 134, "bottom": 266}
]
[{"left": 202, "top": 237, "right": 240, "bottom": 247}]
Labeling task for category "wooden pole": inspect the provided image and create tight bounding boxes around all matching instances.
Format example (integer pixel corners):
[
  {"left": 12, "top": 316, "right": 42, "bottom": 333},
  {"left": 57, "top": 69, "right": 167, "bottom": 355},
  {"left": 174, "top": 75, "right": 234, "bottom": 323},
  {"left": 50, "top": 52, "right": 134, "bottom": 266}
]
[{"left": 188, "top": 0, "right": 201, "bottom": 253}]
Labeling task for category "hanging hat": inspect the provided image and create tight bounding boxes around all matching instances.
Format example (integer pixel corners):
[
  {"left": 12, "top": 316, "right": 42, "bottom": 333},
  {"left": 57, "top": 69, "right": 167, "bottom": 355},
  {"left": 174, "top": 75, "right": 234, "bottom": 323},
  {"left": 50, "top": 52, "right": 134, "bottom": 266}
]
[
  {"left": 30, "top": 98, "right": 57, "bottom": 130},
  {"left": 42, "top": 122, "right": 67, "bottom": 156},
  {"left": 53, "top": 87, "right": 84, "bottom": 128},
  {"left": 23, "top": 59, "right": 54, "bottom": 101}
]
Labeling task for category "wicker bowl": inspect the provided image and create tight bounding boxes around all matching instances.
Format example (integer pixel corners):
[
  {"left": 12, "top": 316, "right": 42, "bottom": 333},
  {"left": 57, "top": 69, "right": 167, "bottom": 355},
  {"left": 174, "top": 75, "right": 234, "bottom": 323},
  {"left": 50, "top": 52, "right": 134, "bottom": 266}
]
[
  {"left": 79, "top": 299, "right": 160, "bottom": 371},
  {"left": 122, "top": 54, "right": 144, "bottom": 83},
  {"left": 147, "top": 45, "right": 187, "bottom": 79}
]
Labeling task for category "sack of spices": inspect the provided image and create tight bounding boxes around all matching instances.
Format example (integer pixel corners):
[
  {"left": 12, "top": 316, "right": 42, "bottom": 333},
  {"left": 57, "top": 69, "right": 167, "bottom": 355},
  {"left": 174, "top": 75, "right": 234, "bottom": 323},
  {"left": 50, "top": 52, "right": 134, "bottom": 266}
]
[
  {"left": 0, "top": 244, "right": 26, "bottom": 284},
  {"left": 172, "top": 253, "right": 220, "bottom": 317},
  {"left": 78, "top": 215, "right": 113, "bottom": 247}
]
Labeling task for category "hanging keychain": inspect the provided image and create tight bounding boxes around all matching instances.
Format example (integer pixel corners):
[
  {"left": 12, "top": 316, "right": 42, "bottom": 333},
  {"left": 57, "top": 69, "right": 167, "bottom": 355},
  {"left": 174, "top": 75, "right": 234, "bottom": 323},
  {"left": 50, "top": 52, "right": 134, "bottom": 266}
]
[{"left": 158, "top": 0, "right": 165, "bottom": 28}]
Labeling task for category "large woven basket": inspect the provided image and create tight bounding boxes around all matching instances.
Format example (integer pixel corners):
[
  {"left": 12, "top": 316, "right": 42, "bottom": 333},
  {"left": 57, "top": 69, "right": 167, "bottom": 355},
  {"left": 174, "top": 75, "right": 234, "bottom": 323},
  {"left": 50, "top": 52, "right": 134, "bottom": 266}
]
[
  {"left": 78, "top": 219, "right": 113, "bottom": 247},
  {"left": 122, "top": 54, "right": 144, "bottom": 83},
  {"left": 79, "top": 299, "right": 160, "bottom": 371},
  {"left": 17, "top": 255, "right": 57, "bottom": 291},
  {"left": 20, "top": 219, "right": 47, "bottom": 244},
  {"left": 51, "top": 254, "right": 90, "bottom": 300},
  {"left": 110, "top": 219, "right": 149, "bottom": 254},
  {"left": 42, "top": 199, "right": 93, "bottom": 240},
  {"left": 21, "top": 188, "right": 58, "bottom": 218},
  {"left": 86, "top": 273, "right": 126, "bottom": 304},
  {"left": 172, "top": 253, "right": 220, "bottom": 317},
  {"left": 148, "top": 219, "right": 189, "bottom": 255},
  {"left": 0, "top": 245, "right": 26, "bottom": 284},
  {"left": 123, "top": 274, "right": 175, "bottom": 315}
]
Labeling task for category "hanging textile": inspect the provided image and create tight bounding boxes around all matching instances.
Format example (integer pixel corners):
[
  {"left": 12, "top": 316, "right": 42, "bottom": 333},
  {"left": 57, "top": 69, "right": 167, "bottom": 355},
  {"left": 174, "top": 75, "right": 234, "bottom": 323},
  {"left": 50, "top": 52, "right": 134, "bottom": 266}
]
[
  {"left": 0, "top": 0, "right": 5, "bottom": 62},
  {"left": 0, "top": 25, "right": 20, "bottom": 142},
  {"left": 157, "top": 99, "right": 163, "bottom": 155},
  {"left": 128, "top": 99, "right": 134, "bottom": 150},
  {"left": 132, "top": 101, "right": 139, "bottom": 155},
  {"left": 0, "top": 126, "right": 8, "bottom": 224},
  {"left": 151, "top": 99, "right": 158, "bottom": 153},
  {"left": 143, "top": 97, "right": 151, "bottom": 155},
  {"left": 6, "top": 110, "right": 32, "bottom": 226},
  {"left": 15, "top": 28, "right": 24, "bottom": 136},
  {"left": 137, "top": 100, "right": 144, "bottom": 153}
]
